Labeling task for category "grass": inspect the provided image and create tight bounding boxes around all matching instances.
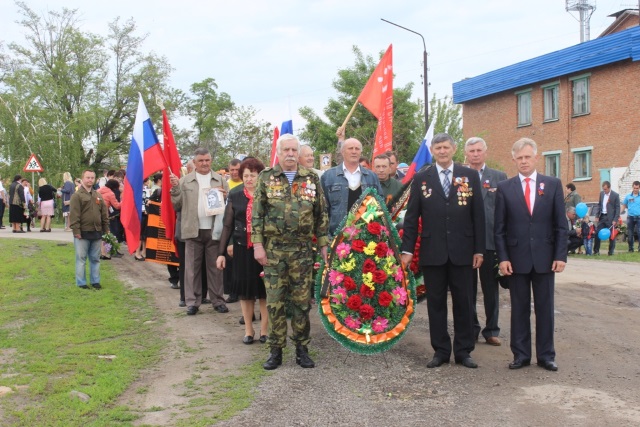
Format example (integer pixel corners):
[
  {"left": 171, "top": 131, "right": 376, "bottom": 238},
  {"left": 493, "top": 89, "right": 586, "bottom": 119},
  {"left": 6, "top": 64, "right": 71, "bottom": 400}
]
[
  {"left": 0, "top": 239, "right": 163, "bottom": 426},
  {"left": 569, "top": 239, "right": 640, "bottom": 262}
]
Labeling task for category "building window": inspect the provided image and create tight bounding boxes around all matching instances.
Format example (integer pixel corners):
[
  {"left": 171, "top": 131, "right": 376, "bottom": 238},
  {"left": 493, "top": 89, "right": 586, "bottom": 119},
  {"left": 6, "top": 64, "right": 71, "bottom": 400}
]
[
  {"left": 571, "top": 74, "right": 590, "bottom": 116},
  {"left": 516, "top": 89, "right": 532, "bottom": 126},
  {"left": 571, "top": 146, "right": 593, "bottom": 180},
  {"left": 543, "top": 151, "right": 561, "bottom": 178},
  {"left": 542, "top": 83, "right": 559, "bottom": 122}
]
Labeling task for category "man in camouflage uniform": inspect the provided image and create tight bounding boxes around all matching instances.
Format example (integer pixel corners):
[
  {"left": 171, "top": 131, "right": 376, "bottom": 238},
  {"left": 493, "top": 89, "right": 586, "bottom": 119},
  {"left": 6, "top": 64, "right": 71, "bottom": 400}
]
[{"left": 252, "top": 134, "right": 329, "bottom": 370}]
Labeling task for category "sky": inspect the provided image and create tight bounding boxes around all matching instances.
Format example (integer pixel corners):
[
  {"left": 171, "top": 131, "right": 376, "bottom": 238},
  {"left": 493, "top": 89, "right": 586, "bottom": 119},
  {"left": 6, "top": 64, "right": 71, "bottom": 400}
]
[{"left": 0, "top": 0, "right": 631, "bottom": 135}]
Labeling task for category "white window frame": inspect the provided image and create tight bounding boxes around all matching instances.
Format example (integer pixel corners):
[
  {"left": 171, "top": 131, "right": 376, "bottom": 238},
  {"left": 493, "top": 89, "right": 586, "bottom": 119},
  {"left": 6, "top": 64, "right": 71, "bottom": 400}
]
[
  {"left": 571, "top": 146, "right": 593, "bottom": 180},
  {"left": 542, "top": 150, "right": 561, "bottom": 178},
  {"left": 570, "top": 74, "right": 590, "bottom": 116},
  {"left": 516, "top": 89, "right": 532, "bottom": 127},
  {"left": 541, "top": 82, "right": 559, "bottom": 122}
]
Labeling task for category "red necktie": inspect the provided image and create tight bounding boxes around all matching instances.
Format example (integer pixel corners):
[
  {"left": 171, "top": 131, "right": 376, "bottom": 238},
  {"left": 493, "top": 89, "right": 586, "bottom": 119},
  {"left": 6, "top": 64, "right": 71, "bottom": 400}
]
[{"left": 524, "top": 177, "right": 532, "bottom": 214}]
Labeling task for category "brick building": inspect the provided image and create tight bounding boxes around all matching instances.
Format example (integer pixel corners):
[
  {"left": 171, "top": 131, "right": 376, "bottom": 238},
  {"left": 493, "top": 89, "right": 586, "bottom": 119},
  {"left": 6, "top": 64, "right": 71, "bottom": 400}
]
[{"left": 452, "top": 10, "right": 640, "bottom": 203}]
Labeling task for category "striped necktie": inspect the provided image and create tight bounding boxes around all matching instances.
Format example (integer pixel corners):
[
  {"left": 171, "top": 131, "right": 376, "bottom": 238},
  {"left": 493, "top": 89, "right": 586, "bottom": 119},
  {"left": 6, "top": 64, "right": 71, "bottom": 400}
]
[{"left": 442, "top": 169, "right": 451, "bottom": 198}]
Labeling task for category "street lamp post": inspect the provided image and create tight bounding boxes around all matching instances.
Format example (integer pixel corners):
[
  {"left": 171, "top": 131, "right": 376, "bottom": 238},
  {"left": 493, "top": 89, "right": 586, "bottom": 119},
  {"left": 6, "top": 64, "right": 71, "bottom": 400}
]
[{"left": 381, "top": 18, "right": 429, "bottom": 133}]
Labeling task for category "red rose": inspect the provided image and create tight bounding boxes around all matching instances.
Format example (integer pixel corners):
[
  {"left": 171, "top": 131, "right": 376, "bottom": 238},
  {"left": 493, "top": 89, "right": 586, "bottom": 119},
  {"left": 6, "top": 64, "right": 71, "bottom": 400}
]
[
  {"left": 360, "top": 285, "right": 374, "bottom": 299},
  {"left": 359, "top": 304, "right": 375, "bottom": 320},
  {"left": 378, "top": 291, "right": 393, "bottom": 307},
  {"left": 362, "top": 259, "right": 377, "bottom": 274},
  {"left": 351, "top": 240, "right": 365, "bottom": 252},
  {"left": 372, "top": 269, "right": 388, "bottom": 284},
  {"left": 374, "top": 242, "right": 389, "bottom": 258},
  {"left": 343, "top": 276, "right": 356, "bottom": 291},
  {"left": 367, "top": 222, "right": 382, "bottom": 235},
  {"left": 346, "top": 294, "right": 363, "bottom": 311}
]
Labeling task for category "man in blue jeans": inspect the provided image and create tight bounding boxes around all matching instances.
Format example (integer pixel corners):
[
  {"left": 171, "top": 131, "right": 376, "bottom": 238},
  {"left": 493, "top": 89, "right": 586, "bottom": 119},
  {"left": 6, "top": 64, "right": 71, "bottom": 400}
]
[
  {"left": 320, "top": 127, "right": 383, "bottom": 236},
  {"left": 623, "top": 181, "right": 640, "bottom": 252},
  {"left": 69, "top": 170, "right": 110, "bottom": 290}
]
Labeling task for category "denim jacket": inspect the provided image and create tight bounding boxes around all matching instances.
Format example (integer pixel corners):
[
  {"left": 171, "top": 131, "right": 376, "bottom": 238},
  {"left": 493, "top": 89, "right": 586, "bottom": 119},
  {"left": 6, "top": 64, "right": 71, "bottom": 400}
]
[{"left": 320, "top": 164, "right": 383, "bottom": 236}]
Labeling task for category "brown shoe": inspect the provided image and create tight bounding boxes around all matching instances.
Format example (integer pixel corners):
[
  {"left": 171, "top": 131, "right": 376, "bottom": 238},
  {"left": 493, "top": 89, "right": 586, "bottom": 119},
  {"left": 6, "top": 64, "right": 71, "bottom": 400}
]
[{"left": 485, "top": 336, "right": 501, "bottom": 346}]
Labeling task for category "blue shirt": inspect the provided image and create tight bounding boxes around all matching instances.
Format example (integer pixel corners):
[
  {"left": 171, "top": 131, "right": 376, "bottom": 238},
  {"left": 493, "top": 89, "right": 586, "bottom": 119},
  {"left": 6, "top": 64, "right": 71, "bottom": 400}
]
[{"left": 623, "top": 191, "right": 640, "bottom": 216}]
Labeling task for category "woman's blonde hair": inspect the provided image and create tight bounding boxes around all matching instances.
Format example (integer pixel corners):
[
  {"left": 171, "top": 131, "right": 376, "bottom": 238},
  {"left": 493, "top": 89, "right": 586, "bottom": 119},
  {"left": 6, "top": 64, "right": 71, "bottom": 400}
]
[
  {"left": 63, "top": 172, "right": 72, "bottom": 182},
  {"left": 38, "top": 177, "right": 47, "bottom": 186}
]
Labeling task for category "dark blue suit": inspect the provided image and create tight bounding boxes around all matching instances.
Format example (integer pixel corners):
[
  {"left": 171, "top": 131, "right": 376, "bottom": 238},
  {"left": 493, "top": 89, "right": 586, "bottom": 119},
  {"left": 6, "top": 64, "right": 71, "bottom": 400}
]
[
  {"left": 494, "top": 172, "right": 567, "bottom": 363},
  {"left": 401, "top": 164, "right": 485, "bottom": 362}
]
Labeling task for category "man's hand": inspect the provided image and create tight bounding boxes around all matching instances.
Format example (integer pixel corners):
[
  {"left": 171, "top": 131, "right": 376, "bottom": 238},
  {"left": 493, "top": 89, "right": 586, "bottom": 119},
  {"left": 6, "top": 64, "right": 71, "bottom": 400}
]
[
  {"left": 472, "top": 254, "right": 483, "bottom": 269},
  {"left": 401, "top": 253, "right": 413, "bottom": 269},
  {"left": 226, "top": 245, "right": 233, "bottom": 257},
  {"left": 169, "top": 172, "right": 180, "bottom": 188},
  {"left": 74, "top": 234, "right": 81, "bottom": 239},
  {"left": 253, "top": 244, "right": 267, "bottom": 266},
  {"left": 216, "top": 255, "right": 226, "bottom": 270},
  {"left": 612, "top": 220, "right": 617, "bottom": 227},
  {"left": 321, "top": 246, "right": 328, "bottom": 263},
  {"left": 499, "top": 260, "right": 513, "bottom": 276},
  {"left": 336, "top": 126, "right": 346, "bottom": 142},
  {"left": 576, "top": 228, "right": 582, "bottom": 236},
  {"left": 552, "top": 260, "right": 566, "bottom": 273}
]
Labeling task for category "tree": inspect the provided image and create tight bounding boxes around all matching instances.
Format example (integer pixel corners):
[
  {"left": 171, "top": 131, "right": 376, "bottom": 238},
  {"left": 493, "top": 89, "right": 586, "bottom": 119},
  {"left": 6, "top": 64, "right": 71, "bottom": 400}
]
[{"left": 299, "top": 46, "right": 423, "bottom": 164}]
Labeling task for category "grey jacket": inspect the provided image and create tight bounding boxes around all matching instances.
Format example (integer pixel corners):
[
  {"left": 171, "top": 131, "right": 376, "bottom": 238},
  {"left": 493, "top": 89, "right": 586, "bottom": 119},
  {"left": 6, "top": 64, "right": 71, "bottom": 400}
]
[
  {"left": 170, "top": 171, "right": 229, "bottom": 240},
  {"left": 480, "top": 166, "right": 507, "bottom": 251}
]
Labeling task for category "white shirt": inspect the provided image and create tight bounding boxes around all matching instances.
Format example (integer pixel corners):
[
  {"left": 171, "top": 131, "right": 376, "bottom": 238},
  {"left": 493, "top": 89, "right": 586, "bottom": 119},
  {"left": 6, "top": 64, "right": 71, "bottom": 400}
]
[
  {"left": 602, "top": 192, "right": 610, "bottom": 214},
  {"left": 519, "top": 171, "right": 538, "bottom": 213},
  {"left": 435, "top": 163, "right": 454, "bottom": 190},
  {"left": 196, "top": 172, "right": 213, "bottom": 230},
  {"left": 342, "top": 163, "right": 362, "bottom": 190}
]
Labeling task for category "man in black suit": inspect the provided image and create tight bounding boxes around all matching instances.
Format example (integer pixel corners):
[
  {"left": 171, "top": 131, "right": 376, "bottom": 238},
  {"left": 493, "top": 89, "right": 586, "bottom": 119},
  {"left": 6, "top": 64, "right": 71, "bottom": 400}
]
[
  {"left": 465, "top": 137, "right": 508, "bottom": 346},
  {"left": 495, "top": 138, "right": 567, "bottom": 372},
  {"left": 401, "top": 133, "right": 485, "bottom": 369},
  {"left": 593, "top": 181, "right": 620, "bottom": 256}
]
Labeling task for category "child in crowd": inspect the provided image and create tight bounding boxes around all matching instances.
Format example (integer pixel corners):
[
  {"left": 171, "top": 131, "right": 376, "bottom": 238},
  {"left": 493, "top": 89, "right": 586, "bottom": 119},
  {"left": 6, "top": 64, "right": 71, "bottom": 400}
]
[{"left": 581, "top": 215, "right": 595, "bottom": 255}]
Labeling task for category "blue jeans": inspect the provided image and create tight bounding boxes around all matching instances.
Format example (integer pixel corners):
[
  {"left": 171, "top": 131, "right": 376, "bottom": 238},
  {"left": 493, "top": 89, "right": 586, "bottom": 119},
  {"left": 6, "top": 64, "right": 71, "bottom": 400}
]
[
  {"left": 583, "top": 238, "right": 593, "bottom": 255},
  {"left": 74, "top": 237, "right": 102, "bottom": 286},
  {"left": 628, "top": 216, "right": 640, "bottom": 251}
]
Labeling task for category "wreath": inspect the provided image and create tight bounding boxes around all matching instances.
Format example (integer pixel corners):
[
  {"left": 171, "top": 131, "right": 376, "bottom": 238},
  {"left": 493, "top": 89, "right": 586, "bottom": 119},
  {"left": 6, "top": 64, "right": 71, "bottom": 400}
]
[{"left": 316, "top": 188, "right": 416, "bottom": 354}]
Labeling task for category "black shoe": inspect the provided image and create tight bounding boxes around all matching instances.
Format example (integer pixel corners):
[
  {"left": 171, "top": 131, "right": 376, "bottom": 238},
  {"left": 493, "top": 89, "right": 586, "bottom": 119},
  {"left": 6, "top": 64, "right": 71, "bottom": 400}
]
[
  {"left": 202, "top": 298, "right": 211, "bottom": 304},
  {"left": 295, "top": 345, "right": 315, "bottom": 368},
  {"left": 243, "top": 334, "right": 255, "bottom": 345},
  {"left": 427, "top": 356, "right": 449, "bottom": 368},
  {"left": 134, "top": 255, "right": 145, "bottom": 261},
  {"left": 537, "top": 360, "right": 558, "bottom": 371},
  {"left": 78, "top": 285, "right": 90, "bottom": 290},
  {"left": 213, "top": 304, "right": 229, "bottom": 313},
  {"left": 186, "top": 306, "right": 199, "bottom": 315},
  {"left": 178, "top": 300, "right": 186, "bottom": 307},
  {"left": 259, "top": 335, "right": 268, "bottom": 344},
  {"left": 225, "top": 295, "right": 239, "bottom": 303},
  {"left": 263, "top": 348, "right": 282, "bottom": 370},
  {"left": 456, "top": 357, "right": 478, "bottom": 369},
  {"left": 170, "top": 283, "right": 180, "bottom": 289},
  {"left": 100, "top": 255, "right": 111, "bottom": 260},
  {"left": 91, "top": 283, "right": 102, "bottom": 290},
  {"left": 509, "top": 359, "right": 531, "bottom": 369}
]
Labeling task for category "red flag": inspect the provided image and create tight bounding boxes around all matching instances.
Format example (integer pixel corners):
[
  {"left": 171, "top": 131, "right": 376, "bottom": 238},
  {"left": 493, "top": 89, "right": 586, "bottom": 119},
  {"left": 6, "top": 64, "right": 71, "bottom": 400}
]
[
  {"left": 161, "top": 110, "right": 181, "bottom": 244},
  {"left": 270, "top": 126, "right": 280, "bottom": 167},
  {"left": 357, "top": 44, "right": 393, "bottom": 159}
]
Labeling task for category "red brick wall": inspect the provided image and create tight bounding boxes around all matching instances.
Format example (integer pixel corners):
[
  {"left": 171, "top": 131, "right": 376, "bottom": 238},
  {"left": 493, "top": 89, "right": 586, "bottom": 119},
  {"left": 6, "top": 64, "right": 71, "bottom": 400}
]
[{"left": 461, "top": 60, "right": 640, "bottom": 202}]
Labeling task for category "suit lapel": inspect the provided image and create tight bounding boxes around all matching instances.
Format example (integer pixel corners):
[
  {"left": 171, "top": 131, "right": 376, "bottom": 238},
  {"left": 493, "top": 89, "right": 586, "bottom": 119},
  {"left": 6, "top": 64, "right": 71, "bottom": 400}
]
[
  {"left": 511, "top": 176, "right": 530, "bottom": 215},
  {"left": 532, "top": 175, "right": 544, "bottom": 216},
  {"left": 480, "top": 168, "right": 491, "bottom": 199}
]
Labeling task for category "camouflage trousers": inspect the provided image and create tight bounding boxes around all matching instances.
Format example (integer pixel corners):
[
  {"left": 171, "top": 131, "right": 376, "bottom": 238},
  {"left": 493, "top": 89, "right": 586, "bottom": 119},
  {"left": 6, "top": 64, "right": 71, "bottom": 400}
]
[{"left": 264, "top": 241, "right": 314, "bottom": 349}]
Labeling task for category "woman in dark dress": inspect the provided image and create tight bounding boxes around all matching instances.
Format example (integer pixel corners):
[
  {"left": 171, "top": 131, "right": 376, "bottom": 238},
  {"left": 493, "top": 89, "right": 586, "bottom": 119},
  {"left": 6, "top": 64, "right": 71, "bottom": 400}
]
[
  {"left": 8, "top": 175, "right": 26, "bottom": 233},
  {"left": 216, "top": 158, "right": 267, "bottom": 344}
]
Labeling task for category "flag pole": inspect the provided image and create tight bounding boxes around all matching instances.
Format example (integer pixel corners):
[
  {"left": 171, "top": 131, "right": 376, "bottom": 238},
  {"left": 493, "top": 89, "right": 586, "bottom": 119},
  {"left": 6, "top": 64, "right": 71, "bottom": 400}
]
[{"left": 340, "top": 98, "right": 359, "bottom": 130}]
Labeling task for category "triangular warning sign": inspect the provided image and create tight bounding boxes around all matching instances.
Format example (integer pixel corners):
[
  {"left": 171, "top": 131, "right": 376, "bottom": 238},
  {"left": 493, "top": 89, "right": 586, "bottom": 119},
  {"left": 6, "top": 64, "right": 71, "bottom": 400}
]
[{"left": 23, "top": 154, "right": 44, "bottom": 172}]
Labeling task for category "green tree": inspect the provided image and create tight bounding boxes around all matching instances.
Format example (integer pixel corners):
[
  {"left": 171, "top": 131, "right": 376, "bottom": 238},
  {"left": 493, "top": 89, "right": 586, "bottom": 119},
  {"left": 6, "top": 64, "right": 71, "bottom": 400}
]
[{"left": 299, "top": 46, "right": 423, "bottom": 164}]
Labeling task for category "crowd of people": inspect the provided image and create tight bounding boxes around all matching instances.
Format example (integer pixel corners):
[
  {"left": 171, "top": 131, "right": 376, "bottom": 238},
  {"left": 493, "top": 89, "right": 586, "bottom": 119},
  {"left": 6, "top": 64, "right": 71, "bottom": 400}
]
[{"left": 3, "top": 129, "right": 640, "bottom": 373}]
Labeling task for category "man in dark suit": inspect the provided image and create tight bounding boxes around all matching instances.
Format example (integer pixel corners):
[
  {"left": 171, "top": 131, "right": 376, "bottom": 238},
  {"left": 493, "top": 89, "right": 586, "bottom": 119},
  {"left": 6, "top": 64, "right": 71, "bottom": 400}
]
[
  {"left": 401, "top": 133, "right": 485, "bottom": 369},
  {"left": 465, "top": 137, "right": 508, "bottom": 346},
  {"left": 593, "top": 181, "right": 620, "bottom": 256},
  {"left": 495, "top": 138, "right": 567, "bottom": 372}
]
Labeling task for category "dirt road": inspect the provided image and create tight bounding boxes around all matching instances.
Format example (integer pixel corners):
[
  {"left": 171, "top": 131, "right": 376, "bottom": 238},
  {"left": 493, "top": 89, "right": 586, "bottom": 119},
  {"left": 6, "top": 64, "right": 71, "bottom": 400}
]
[{"left": 106, "top": 251, "right": 640, "bottom": 427}]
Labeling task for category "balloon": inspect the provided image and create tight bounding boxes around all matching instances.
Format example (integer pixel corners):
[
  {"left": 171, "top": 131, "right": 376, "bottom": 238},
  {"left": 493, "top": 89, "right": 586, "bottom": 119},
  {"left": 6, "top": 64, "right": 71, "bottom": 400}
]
[
  {"left": 575, "top": 202, "right": 588, "bottom": 218},
  {"left": 598, "top": 228, "right": 611, "bottom": 240}
]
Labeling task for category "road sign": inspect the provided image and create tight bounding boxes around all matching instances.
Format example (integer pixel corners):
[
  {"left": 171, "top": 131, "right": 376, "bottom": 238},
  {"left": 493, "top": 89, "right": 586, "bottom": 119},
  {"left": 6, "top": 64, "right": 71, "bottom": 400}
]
[{"left": 23, "top": 154, "right": 44, "bottom": 172}]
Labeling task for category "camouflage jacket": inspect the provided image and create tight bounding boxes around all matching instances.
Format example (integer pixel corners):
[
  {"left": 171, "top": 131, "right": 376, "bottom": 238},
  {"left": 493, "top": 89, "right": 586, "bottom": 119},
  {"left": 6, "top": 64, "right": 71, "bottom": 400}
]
[{"left": 252, "top": 164, "right": 329, "bottom": 248}]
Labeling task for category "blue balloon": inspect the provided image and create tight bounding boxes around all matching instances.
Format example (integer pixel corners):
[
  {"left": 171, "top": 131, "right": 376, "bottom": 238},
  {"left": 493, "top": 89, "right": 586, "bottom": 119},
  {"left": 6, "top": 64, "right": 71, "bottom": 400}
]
[
  {"left": 575, "top": 202, "right": 588, "bottom": 218},
  {"left": 598, "top": 228, "right": 611, "bottom": 240}
]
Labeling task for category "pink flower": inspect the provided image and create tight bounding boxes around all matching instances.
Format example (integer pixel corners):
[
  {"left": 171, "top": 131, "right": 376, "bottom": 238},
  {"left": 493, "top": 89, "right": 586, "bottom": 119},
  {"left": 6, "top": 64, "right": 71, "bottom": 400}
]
[
  {"left": 371, "top": 316, "right": 389, "bottom": 333},
  {"left": 343, "top": 226, "right": 358, "bottom": 239},
  {"left": 393, "top": 286, "right": 408, "bottom": 305},
  {"left": 328, "top": 270, "right": 344, "bottom": 285},
  {"left": 393, "top": 266, "right": 404, "bottom": 282},
  {"left": 335, "top": 242, "right": 352, "bottom": 260},
  {"left": 331, "top": 286, "right": 347, "bottom": 304},
  {"left": 344, "top": 315, "right": 361, "bottom": 330},
  {"left": 380, "top": 225, "right": 390, "bottom": 236}
]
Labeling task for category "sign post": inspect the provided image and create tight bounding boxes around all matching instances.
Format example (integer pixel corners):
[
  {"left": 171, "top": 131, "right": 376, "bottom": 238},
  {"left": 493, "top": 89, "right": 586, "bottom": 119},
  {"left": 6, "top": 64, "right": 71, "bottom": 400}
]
[{"left": 23, "top": 154, "right": 44, "bottom": 191}]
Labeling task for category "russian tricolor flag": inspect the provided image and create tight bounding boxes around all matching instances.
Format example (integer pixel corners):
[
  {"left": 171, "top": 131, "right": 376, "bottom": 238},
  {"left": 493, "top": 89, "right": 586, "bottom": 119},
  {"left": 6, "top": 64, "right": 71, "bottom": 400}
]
[
  {"left": 269, "top": 120, "right": 293, "bottom": 167},
  {"left": 121, "top": 94, "right": 167, "bottom": 254},
  {"left": 402, "top": 122, "right": 435, "bottom": 185}
]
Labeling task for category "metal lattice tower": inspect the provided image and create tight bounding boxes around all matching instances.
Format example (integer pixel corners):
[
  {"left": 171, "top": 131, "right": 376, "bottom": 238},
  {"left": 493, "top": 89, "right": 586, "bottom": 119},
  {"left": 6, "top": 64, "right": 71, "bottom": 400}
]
[{"left": 566, "top": 0, "right": 597, "bottom": 42}]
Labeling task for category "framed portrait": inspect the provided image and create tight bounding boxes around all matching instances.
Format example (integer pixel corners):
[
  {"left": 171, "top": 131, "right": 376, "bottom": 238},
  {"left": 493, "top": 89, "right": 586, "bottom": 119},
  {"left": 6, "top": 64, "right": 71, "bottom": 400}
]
[
  {"left": 202, "top": 187, "right": 225, "bottom": 216},
  {"left": 320, "top": 153, "right": 332, "bottom": 170}
]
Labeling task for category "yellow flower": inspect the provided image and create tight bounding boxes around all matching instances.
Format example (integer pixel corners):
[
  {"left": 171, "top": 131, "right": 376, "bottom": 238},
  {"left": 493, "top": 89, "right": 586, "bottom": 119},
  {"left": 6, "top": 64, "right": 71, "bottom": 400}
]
[
  {"left": 362, "top": 272, "right": 375, "bottom": 290},
  {"left": 364, "top": 241, "right": 377, "bottom": 256},
  {"left": 339, "top": 256, "right": 356, "bottom": 272}
]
